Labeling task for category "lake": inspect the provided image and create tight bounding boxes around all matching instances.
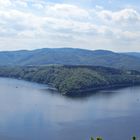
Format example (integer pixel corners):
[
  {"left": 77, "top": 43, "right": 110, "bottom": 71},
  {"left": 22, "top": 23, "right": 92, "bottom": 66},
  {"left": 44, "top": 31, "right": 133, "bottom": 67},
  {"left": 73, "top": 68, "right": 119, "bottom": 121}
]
[{"left": 0, "top": 78, "right": 140, "bottom": 140}]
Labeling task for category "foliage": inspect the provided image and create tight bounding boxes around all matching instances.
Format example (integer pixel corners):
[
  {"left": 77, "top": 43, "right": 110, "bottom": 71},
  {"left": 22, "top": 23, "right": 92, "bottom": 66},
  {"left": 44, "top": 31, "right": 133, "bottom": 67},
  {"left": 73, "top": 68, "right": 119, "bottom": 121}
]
[
  {"left": 96, "top": 137, "right": 102, "bottom": 140},
  {"left": 0, "top": 48, "right": 139, "bottom": 71},
  {"left": 0, "top": 65, "right": 140, "bottom": 95},
  {"left": 132, "top": 136, "right": 136, "bottom": 140}
]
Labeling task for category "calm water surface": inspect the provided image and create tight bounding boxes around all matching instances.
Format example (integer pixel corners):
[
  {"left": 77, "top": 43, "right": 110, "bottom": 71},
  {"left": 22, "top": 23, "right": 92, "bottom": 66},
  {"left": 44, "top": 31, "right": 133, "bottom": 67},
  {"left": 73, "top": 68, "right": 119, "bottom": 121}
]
[{"left": 0, "top": 78, "right": 140, "bottom": 140}]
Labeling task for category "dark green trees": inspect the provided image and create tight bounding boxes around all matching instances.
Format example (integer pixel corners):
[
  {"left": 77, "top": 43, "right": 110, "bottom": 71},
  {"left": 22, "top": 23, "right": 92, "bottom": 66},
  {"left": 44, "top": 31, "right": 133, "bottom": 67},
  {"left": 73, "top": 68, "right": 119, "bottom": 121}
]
[
  {"left": 96, "top": 137, "right": 102, "bottom": 140},
  {"left": 132, "top": 136, "right": 136, "bottom": 140},
  {"left": 90, "top": 137, "right": 102, "bottom": 140}
]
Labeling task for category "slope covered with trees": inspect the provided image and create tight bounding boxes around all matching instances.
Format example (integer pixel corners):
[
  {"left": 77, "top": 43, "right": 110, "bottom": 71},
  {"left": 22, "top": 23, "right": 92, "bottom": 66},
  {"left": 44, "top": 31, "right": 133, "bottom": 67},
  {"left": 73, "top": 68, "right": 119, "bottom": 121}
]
[
  {"left": 0, "top": 65, "right": 140, "bottom": 95},
  {"left": 0, "top": 48, "right": 140, "bottom": 71}
]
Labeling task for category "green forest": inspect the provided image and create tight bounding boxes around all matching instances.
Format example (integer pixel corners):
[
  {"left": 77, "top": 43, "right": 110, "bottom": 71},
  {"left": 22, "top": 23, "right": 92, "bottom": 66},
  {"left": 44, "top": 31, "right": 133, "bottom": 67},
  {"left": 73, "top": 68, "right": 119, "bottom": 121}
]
[{"left": 0, "top": 65, "right": 140, "bottom": 95}]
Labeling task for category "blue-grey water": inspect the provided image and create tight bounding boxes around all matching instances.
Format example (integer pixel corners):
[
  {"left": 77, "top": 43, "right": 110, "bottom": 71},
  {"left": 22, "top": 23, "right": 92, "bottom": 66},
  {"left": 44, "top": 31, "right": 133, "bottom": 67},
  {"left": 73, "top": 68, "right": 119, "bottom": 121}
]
[{"left": 0, "top": 78, "right": 140, "bottom": 140}]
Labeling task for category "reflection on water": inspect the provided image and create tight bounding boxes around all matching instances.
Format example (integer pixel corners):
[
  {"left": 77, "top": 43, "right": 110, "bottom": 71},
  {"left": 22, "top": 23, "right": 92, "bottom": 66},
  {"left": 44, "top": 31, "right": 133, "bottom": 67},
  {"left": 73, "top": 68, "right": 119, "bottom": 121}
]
[{"left": 0, "top": 78, "right": 140, "bottom": 140}]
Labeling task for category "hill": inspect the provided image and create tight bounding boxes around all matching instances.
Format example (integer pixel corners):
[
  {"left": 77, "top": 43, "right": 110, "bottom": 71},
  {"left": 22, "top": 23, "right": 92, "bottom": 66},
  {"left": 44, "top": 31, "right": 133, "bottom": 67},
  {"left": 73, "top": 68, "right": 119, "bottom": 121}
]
[
  {"left": 0, "top": 65, "right": 140, "bottom": 95},
  {"left": 0, "top": 48, "right": 140, "bottom": 71},
  {"left": 124, "top": 52, "right": 140, "bottom": 58}
]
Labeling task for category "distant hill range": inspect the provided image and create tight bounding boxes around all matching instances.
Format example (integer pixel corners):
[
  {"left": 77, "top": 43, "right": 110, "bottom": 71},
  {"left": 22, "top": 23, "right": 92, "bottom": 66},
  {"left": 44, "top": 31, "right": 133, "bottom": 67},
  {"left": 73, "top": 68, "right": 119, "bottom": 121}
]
[{"left": 0, "top": 48, "right": 140, "bottom": 71}]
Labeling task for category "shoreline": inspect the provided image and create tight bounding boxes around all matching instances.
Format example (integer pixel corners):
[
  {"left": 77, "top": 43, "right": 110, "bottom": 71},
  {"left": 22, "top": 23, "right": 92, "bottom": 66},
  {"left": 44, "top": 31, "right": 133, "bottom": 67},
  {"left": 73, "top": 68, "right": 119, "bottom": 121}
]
[
  {"left": 0, "top": 76, "right": 140, "bottom": 97},
  {"left": 0, "top": 65, "right": 140, "bottom": 96}
]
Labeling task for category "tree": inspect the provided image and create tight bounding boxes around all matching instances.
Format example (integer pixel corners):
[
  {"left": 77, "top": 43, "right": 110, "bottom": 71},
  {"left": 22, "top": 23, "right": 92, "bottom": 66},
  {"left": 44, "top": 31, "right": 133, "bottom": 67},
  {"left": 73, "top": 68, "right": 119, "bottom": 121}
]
[
  {"left": 132, "top": 136, "right": 136, "bottom": 140},
  {"left": 96, "top": 137, "right": 103, "bottom": 140}
]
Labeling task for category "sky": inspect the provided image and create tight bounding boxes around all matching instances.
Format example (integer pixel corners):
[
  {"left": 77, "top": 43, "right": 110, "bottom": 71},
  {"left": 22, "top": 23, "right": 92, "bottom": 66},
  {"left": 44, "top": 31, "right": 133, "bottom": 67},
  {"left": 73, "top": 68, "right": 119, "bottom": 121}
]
[{"left": 0, "top": 0, "right": 140, "bottom": 52}]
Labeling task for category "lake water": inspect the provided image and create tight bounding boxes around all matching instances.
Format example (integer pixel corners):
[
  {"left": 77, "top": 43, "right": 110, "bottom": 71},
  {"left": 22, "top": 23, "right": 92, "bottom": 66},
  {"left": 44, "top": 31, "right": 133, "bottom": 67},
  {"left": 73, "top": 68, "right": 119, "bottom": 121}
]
[{"left": 0, "top": 78, "right": 140, "bottom": 140}]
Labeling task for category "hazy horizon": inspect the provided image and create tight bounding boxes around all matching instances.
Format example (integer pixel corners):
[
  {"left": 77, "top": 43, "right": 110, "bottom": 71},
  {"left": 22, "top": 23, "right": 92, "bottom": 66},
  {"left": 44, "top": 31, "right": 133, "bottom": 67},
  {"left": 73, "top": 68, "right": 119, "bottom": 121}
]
[
  {"left": 0, "top": 0, "right": 139, "bottom": 52},
  {"left": 0, "top": 47, "right": 139, "bottom": 53}
]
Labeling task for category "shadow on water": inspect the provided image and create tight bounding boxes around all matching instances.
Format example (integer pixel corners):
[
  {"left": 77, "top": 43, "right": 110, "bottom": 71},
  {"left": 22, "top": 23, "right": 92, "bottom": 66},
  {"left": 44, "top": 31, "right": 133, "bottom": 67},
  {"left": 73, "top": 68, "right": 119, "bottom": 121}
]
[
  {"left": 59, "top": 85, "right": 140, "bottom": 100},
  {"left": 61, "top": 86, "right": 130, "bottom": 99},
  {"left": 41, "top": 86, "right": 121, "bottom": 101}
]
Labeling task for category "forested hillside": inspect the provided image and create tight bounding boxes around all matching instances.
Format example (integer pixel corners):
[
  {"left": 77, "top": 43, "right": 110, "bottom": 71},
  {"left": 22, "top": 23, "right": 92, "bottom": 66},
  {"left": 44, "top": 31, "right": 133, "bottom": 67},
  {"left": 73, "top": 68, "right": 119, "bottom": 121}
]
[
  {"left": 0, "top": 48, "right": 140, "bottom": 71},
  {"left": 0, "top": 65, "right": 140, "bottom": 95}
]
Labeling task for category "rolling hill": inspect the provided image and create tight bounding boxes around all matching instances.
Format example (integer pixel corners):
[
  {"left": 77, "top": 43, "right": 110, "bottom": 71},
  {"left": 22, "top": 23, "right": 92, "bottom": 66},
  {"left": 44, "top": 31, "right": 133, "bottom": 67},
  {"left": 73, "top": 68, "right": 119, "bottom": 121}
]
[
  {"left": 124, "top": 52, "right": 140, "bottom": 58},
  {"left": 0, "top": 48, "right": 140, "bottom": 71}
]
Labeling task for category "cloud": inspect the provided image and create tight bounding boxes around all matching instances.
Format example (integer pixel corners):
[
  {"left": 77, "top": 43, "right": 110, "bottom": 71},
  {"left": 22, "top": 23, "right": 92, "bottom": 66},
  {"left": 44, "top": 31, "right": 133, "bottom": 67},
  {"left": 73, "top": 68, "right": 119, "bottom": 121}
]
[
  {"left": 0, "top": 0, "right": 11, "bottom": 7},
  {"left": 32, "top": 3, "right": 44, "bottom": 9},
  {"left": 0, "top": 0, "right": 139, "bottom": 51},
  {"left": 45, "top": 3, "right": 90, "bottom": 20},
  {"left": 98, "top": 8, "right": 140, "bottom": 25},
  {"left": 13, "top": 1, "right": 28, "bottom": 7}
]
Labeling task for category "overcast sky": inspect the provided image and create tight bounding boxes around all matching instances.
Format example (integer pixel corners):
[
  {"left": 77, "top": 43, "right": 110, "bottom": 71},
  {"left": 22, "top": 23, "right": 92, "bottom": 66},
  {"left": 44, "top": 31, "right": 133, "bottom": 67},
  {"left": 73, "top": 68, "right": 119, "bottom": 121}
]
[{"left": 0, "top": 0, "right": 140, "bottom": 52}]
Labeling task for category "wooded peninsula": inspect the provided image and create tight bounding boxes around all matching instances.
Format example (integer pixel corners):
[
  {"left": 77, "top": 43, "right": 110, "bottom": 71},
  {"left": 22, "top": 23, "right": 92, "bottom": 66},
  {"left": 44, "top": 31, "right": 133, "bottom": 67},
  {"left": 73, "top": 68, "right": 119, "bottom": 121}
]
[{"left": 0, "top": 65, "right": 140, "bottom": 96}]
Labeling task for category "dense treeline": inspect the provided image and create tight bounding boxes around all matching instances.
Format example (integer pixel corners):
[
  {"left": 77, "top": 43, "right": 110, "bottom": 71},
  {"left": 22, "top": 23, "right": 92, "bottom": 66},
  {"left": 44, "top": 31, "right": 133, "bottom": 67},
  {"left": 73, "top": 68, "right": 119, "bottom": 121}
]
[{"left": 0, "top": 65, "right": 140, "bottom": 95}]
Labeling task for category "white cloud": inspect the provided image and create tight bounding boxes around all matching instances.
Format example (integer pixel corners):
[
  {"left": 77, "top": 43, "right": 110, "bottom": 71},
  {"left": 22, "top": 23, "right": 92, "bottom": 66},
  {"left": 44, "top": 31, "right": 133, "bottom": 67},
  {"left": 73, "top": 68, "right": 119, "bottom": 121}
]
[
  {"left": 0, "top": 0, "right": 11, "bottom": 7},
  {"left": 13, "top": 1, "right": 28, "bottom": 7},
  {"left": 98, "top": 8, "right": 140, "bottom": 25},
  {"left": 0, "top": 0, "right": 139, "bottom": 51},
  {"left": 32, "top": 3, "right": 44, "bottom": 9},
  {"left": 45, "top": 3, "right": 90, "bottom": 20}
]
